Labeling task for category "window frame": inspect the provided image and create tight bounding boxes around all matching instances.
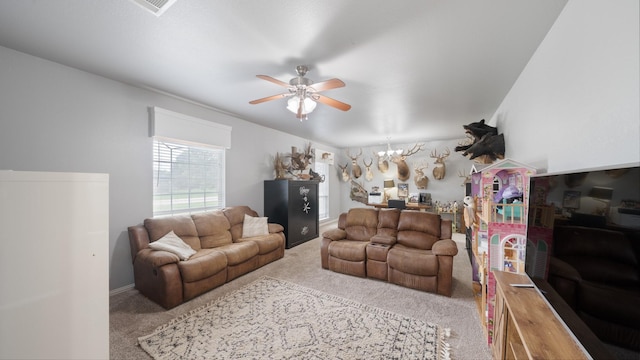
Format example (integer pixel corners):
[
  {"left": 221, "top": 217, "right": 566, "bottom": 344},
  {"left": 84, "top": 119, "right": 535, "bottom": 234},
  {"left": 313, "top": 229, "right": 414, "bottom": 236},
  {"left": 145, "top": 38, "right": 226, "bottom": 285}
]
[
  {"left": 152, "top": 138, "right": 225, "bottom": 217},
  {"left": 314, "top": 161, "right": 330, "bottom": 220}
]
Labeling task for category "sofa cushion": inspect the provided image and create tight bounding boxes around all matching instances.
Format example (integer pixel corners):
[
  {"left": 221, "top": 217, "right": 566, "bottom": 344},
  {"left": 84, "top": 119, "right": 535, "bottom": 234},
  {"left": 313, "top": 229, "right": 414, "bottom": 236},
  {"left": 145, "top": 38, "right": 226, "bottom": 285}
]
[
  {"left": 238, "top": 234, "right": 283, "bottom": 254},
  {"left": 397, "top": 212, "right": 440, "bottom": 250},
  {"left": 177, "top": 249, "right": 228, "bottom": 282},
  {"left": 328, "top": 240, "right": 368, "bottom": 262},
  {"left": 388, "top": 245, "right": 438, "bottom": 276},
  {"left": 242, "top": 214, "right": 269, "bottom": 238},
  {"left": 344, "top": 208, "right": 379, "bottom": 241},
  {"left": 214, "top": 242, "right": 259, "bottom": 266},
  {"left": 377, "top": 208, "right": 400, "bottom": 237},
  {"left": 223, "top": 206, "right": 259, "bottom": 241},
  {"left": 148, "top": 230, "right": 197, "bottom": 260},
  {"left": 145, "top": 215, "right": 201, "bottom": 250},
  {"left": 192, "top": 211, "right": 233, "bottom": 248}
]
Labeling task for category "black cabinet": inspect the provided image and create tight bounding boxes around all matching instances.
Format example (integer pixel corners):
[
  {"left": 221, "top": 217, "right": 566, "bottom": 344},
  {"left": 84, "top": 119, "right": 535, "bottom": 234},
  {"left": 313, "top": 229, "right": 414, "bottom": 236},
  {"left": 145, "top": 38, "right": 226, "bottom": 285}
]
[{"left": 264, "top": 180, "right": 319, "bottom": 249}]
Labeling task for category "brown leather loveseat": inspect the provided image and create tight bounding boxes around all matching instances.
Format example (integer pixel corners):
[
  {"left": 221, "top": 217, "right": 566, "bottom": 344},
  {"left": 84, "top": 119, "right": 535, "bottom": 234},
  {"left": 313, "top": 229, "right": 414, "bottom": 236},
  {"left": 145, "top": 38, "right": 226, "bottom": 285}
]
[
  {"left": 321, "top": 208, "right": 458, "bottom": 296},
  {"left": 548, "top": 225, "right": 640, "bottom": 351},
  {"left": 128, "top": 206, "right": 285, "bottom": 309}
]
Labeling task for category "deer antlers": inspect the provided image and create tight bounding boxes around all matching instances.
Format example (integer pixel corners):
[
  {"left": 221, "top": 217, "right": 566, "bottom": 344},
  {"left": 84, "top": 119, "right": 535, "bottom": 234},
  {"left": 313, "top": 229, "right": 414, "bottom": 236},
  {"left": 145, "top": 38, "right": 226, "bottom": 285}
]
[
  {"left": 391, "top": 143, "right": 424, "bottom": 181},
  {"left": 430, "top": 147, "right": 450, "bottom": 162},
  {"left": 430, "top": 147, "right": 450, "bottom": 180},
  {"left": 396, "top": 143, "right": 425, "bottom": 159}
]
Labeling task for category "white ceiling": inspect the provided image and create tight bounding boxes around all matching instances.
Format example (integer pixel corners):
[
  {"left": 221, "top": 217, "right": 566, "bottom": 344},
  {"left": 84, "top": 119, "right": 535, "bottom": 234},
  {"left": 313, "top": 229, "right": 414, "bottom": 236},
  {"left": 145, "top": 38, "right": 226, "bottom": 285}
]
[{"left": 0, "top": 0, "right": 567, "bottom": 148}]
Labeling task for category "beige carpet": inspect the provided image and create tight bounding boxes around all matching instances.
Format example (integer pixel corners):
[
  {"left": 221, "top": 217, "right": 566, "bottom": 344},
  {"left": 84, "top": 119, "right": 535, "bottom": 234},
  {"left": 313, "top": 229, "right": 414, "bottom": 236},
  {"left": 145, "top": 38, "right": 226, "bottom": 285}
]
[
  {"left": 138, "top": 277, "right": 451, "bottom": 359},
  {"left": 110, "top": 226, "right": 491, "bottom": 360}
]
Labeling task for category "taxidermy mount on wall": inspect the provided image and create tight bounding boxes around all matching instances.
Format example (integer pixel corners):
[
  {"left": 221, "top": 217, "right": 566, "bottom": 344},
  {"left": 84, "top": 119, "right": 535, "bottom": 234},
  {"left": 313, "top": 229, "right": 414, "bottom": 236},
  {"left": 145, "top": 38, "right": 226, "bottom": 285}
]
[
  {"left": 338, "top": 163, "right": 350, "bottom": 182},
  {"left": 272, "top": 142, "right": 315, "bottom": 180},
  {"left": 374, "top": 151, "right": 389, "bottom": 173},
  {"left": 454, "top": 119, "right": 505, "bottom": 164},
  {"left": 363, "top": 158, "right": 374, "bottom": 182},
  {"left": 347, "top": 148, "right": 363, "bottom": 179},
  {"left": 350, "top": 180, "right": 369, "bottom": 204},
  {"left": 413, "top": 161, "right": 429, "bottom": 189},
  {"left": 430, "top": 147, "right": 450, "bottom": 180},
  {"left": 391, "top": 143, "right": 424, "bottom": 181}
]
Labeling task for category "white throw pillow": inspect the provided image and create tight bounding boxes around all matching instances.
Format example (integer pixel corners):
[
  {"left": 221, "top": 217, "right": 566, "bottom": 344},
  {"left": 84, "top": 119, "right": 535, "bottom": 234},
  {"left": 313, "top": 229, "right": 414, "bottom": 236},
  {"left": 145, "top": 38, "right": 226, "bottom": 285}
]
[
  {"left": 242, "top": 214, "right": 269, "bottom": 238},
  {"left": 148, "top": 230, "right": 196, "bottom": 260}
]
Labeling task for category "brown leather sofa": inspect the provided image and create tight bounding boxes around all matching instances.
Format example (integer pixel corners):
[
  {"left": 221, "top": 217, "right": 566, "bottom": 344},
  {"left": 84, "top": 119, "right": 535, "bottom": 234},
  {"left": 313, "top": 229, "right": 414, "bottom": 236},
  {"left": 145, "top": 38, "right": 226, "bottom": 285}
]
[
  {"left": 548, "top": 225, "right": 640, "bottom": 351},
  {"left": 128, "top": 206, "right": 285, "bottom": 309},
  {"left": 321, "top": 208, "right": 458, "bottom": 296}
]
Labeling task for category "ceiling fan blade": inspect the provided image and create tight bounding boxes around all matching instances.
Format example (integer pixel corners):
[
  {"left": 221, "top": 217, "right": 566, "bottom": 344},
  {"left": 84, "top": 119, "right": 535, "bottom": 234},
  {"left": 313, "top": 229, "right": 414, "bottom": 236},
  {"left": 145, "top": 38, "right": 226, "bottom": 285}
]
[
  {"left": 249, "top": 93, "right": 290, "bottom": 105},
  {"left": 256, "top": 75, "right": 290, "bottom": 88},
  {"left": 308, "top": 78, "right": 345, "bottom": 92},
  {"left": 314, "top": 94, "right": 351, "bottom": 111}
]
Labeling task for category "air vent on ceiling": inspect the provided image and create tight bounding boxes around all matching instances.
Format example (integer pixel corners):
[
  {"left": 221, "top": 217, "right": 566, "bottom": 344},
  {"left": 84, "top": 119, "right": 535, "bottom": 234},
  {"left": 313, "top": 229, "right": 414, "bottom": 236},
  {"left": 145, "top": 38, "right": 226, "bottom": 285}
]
[{"left": 130, "top": 0, "right": 178, "bottom": 16}]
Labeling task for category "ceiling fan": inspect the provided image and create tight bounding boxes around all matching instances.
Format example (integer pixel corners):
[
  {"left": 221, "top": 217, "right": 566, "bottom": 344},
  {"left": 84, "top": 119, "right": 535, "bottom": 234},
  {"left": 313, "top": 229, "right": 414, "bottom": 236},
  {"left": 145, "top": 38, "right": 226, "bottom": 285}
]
[{"left": 249, "top": 65, "right": 351, "bottom": 120}]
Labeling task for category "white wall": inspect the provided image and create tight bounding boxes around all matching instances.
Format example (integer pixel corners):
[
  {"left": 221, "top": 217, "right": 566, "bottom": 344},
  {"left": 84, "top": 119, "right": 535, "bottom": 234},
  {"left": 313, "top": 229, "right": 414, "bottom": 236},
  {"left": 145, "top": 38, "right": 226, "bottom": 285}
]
[
  {"left": 491, "top": 0, "right": 640, "bottom": 173},
  {"left": 0, "top": 45, "right": 340, "bottom": 290}
]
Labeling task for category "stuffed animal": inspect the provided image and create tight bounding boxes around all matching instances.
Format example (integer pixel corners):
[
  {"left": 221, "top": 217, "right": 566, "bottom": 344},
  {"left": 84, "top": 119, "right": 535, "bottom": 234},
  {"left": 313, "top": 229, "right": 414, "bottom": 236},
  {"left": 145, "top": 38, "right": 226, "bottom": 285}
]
[
  {"left": 455, "top": 119, "right": 505, "bottom": 163},
  {"left": 463, "top": 196, "right": 475, "bottom": 229}
]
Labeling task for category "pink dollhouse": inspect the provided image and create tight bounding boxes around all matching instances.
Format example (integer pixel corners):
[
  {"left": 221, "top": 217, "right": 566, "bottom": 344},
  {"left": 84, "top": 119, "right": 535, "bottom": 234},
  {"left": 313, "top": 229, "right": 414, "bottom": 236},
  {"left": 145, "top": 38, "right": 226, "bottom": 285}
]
[{"left": 469, "top": 159, "right": 536, "bottom": 344}]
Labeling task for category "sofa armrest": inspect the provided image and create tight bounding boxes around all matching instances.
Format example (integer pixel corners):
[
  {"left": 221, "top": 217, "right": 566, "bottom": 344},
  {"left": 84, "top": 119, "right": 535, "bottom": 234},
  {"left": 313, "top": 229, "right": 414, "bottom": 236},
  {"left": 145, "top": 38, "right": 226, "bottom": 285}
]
[
  {"left": 135, "top": 248, "right": 180, "bottom": 267},
  {"left": 268, "top": 223, "right": 284, "bottom": 233},
  {"left": 322, "top": 228, "right": 347, "bottom": 241},
  {"left": 371, "top": 234, "right": 396, "bottom": 246},
  {"left": 128, "top": 225, "right": 150, "bottom": 264},
  {"left": 432, "top": 239, "right": 458, "bottom": 256},
  {"left": 440, "top": 219, "right": 453, "bottom": 240}
]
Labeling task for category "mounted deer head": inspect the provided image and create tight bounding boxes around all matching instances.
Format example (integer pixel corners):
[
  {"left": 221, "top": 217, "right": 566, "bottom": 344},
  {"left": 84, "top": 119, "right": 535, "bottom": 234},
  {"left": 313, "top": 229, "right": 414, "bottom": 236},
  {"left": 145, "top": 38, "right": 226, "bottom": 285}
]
[
  {"left": 373, "top": 151, "right": 389, "bottom": 173},
  {"left": 413, "top": 161, "right": 429, "bottom": 189},
  {"left": 347, "top": 148, "right": 363, "bottom": 179},
  {"left": 289, "top": 143, "right": 313, "bottom": 171},
  {"left": 391, "top": 143, "right": 424, "bottom": 181},
  {"left": 273, "top": 152, "right": 289, "bottom": 179},
  {"left": 363, "top": 157, "right": 374, "bottom": 182},
  {"left": 430, "top": 147, "right": 450, "bottom": 180},
  {"left": 338, "top": 163, "right": 350, "bottom": 182}
]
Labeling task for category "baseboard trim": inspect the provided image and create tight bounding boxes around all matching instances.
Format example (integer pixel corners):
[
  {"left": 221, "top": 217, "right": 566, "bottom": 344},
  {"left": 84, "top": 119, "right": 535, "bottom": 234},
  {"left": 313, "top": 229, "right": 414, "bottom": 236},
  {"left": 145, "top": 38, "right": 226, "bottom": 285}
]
[
  {"left": 319, "top": 218, "right": 338, "bottom": 229},
  {"left": 110, "top": 283, "right": 135, "bottom": 296}
]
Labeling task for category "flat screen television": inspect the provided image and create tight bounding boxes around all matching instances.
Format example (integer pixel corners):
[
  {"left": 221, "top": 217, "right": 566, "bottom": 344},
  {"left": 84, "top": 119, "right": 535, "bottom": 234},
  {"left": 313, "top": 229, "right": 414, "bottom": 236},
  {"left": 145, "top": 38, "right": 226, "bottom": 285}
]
[{"left": 524, "top": 162, "right": 640, "bottom": 356}]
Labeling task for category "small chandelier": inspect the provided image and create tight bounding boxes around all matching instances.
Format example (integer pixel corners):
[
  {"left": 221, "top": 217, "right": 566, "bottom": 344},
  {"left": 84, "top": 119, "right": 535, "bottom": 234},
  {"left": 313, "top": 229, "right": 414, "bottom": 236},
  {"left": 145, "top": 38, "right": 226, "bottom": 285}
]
[{"left": 378, "top": 138, "right": 402, "bottom": 159}]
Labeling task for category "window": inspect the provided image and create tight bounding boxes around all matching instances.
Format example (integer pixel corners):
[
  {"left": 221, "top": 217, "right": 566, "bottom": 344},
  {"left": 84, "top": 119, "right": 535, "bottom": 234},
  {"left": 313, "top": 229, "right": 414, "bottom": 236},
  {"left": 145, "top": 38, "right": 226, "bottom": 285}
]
[
  {"left": 314, "top": 162, "right": 329, "bottom": 220},
  {"left": 153, "top": 139, "right": 225, "bottom": 216},
  {"left": 150, "top": 107, "right": 231, "bottom": 217}
]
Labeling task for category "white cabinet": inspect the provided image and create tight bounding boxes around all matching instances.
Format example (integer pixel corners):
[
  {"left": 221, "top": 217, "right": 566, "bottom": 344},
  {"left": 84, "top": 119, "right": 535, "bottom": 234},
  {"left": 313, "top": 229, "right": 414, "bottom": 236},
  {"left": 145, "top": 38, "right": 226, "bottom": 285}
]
[{"left": 0, "top": 171, "right": 109, "bottom": 359}]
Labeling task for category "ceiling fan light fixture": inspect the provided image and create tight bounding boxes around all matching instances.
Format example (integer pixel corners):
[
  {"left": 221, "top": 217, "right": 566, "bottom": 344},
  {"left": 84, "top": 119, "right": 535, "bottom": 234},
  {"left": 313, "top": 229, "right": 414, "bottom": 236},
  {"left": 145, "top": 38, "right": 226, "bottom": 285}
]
[{"left": 286, "top": 96, "right": 316, "bottom": 115}]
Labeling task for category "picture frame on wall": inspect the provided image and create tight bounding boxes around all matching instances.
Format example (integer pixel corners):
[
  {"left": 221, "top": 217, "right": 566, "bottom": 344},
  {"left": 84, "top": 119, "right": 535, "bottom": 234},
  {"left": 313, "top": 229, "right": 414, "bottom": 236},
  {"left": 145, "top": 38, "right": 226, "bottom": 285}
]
[{"left": 397, "top": 183, "right": 409, "bottom": 198}]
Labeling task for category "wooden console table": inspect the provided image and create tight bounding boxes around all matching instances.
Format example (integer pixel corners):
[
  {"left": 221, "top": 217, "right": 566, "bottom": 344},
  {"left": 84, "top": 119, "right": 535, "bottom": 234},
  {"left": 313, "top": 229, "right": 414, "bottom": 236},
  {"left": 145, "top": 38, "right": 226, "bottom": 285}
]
[
  {"left": 492, "top": 271, "right": 589, "bottom": 360},
  {"left": 366, "top": 202, "right": 432, "bottom": 211}
]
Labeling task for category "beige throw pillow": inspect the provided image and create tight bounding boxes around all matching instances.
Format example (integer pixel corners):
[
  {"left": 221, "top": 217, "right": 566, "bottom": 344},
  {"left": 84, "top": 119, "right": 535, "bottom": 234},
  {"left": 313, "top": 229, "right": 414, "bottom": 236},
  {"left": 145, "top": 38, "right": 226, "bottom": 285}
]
[
  {"left": 148, "top": 230, "right": 196, "bottom": 260},
  {"left": 242, "top": 214, "right": 269, "bottom": 238}
]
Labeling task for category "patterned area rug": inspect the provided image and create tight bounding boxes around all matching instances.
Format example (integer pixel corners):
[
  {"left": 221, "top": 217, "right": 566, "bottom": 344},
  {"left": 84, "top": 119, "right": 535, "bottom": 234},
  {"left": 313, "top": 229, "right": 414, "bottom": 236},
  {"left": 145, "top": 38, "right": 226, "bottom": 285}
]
[{"left": 138, "top": 277, "right": 451, "bottom": 360}]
